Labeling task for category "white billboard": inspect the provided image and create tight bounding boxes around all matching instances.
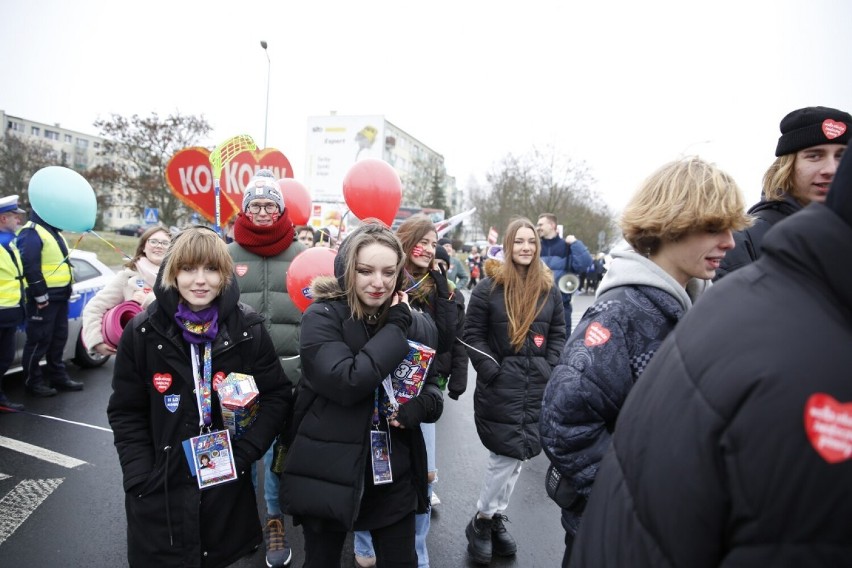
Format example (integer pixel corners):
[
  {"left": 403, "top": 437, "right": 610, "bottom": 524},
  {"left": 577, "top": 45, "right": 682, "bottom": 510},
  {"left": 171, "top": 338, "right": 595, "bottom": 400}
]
[{"left": 304, "top": 115, "right": 386, "bottom": 202}]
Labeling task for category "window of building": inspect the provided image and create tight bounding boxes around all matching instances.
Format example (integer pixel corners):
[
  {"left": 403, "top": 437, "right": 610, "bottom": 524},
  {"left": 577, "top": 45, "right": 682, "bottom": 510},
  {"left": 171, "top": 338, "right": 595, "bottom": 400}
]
[
  {"left": 45, "top": 130, "right": 59, "bottom": 140},
  {"left": 7, "top": 121, "right": 23, "bottom": 132},
  {"left": 76, "top": 138, "right": 89, "bottom": 148},
  {"left": 93, "top": 141, "right": 100, "bottom": 149},
  {"left": 64, "top": 134, "right": 72, "bottom": 143},
  {"left": 31, "top": 126, "right": 40, "bottom": 136}
]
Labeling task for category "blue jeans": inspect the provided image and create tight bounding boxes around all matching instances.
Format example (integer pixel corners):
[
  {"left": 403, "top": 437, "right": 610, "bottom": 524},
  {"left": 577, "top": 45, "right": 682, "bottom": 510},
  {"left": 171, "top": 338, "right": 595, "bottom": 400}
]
[
  {"left": 356, "top": 422, "right": 436, "bottom": 567},
  {"left": 250, "top": 443, "right": 281, "bottom": 516}
]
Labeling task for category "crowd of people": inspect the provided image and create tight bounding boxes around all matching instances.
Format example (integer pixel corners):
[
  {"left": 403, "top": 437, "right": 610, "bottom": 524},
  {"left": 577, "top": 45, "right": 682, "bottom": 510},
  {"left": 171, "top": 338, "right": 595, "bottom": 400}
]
[{"left": 2, "top": 104, "right": 850, "bottom": 567}]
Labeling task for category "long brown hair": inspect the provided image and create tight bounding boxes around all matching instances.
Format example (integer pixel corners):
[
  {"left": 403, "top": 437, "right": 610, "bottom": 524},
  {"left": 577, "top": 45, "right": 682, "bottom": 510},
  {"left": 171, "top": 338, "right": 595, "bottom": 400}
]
[
  {"left": 125, "top": 225, "right": 170, "bottom": 270},
  {"left": 497, "top": 218, "right": 554, "bottom": 351},
  {"left": 394, "top": 214, "right": 437, "bottom": 307}
]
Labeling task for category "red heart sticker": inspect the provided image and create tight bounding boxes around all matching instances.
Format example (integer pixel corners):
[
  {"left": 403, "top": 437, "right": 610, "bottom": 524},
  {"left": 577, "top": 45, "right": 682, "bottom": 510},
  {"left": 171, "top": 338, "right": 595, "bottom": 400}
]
[
  {"left": 235, "top": 264, "right": 248, "bottom": 277},
  {"left": 584, "top": 322, "right": 611, "bottom": 347},
  {"left": 804, "top": 393, "right": 852, "bottom": 464},
  {"left": 212, "top": 371, "right": 227, "bottom": 391},
  {"left": 164, "top": 147, "right": 294, "bottom": 224},
  {"left": 533, "top": 334, "right": 544, "bottom": 348},
  {"left": 822, "top": 119, "right": 847, "bottom": 140},
  {"left": 152, "top": 373, "right": 172, "bottom": 393}
]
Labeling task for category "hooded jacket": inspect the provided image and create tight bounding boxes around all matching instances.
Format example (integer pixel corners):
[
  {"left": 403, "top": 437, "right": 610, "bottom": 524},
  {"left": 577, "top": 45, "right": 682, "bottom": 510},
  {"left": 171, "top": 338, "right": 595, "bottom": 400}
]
[
  {"left": 464, "top": 262, "right": 566, "bottom": 460},
  {"left": 715, "top": 194, "right": 801, "bottom": 280},
  {"left": 279, "top": 275, "right": 444, "bottom": 532},
  {"left": 540, "top": 250, "right": 709, "bottom": 535},
  {"left": 107, "top": 269, "right": 292, "bottom": 568},
  {"left": 570, "top": 203, "right": 852, "bottom": 568}
]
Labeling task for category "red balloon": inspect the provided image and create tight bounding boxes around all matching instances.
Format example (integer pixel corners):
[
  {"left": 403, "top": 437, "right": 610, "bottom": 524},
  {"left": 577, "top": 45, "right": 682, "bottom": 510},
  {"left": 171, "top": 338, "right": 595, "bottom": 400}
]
[
  {"left": 287, "top": 247, "right": 337, "bottom": 313},
  {"left": 279, "top": 178, "right": 312, "bottom": 226},
  {"left": 342, "top": 158, "right": 402, "bottom": 226}
]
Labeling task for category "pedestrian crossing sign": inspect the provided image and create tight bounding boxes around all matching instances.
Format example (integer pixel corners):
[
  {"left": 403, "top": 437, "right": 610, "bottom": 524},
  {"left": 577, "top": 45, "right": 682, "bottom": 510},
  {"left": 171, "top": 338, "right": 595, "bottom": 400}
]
[{"left": 144, "top": 208, "right": 159, "bottom": 224}]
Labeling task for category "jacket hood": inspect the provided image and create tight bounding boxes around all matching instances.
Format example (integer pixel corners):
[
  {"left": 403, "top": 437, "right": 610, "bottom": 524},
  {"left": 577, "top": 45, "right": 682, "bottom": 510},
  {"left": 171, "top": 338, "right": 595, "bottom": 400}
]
[
  {"left": 748, "top": 193, "right": 801, "bottom": 217},
  {"left": 310, "top": 275, "right": 345, "bottom": 303},
  {"left": 598, "top": 250, "right": 709, "bottom": 311}
]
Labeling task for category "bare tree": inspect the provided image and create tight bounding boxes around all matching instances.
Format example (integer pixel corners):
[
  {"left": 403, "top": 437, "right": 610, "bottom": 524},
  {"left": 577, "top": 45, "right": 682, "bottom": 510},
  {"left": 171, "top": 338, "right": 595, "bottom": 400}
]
[
  {"left": 468, "top": 146, "right": 618, "bottom": 250},
  {"left": 93, "top": 112, "right": 212, "bottom": 227},
  {"left": 0, "top": 134, "right": 58, "bottom": 211}
]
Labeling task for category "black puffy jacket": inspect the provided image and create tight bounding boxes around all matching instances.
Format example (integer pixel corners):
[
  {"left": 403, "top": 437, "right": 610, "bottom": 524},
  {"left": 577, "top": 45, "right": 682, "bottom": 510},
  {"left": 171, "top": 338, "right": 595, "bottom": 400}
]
[
  {"left": 464, "top": 264, "right": 566, "bottom": 460},
  {"left": 280, "top": 276, "right": 443, "bottom": 532},
  {"left": 107, "top": 272, "right": 292, "bottom": 568},
  {"left": 571, "top": 204, "right": 852, "bottom": 568}
]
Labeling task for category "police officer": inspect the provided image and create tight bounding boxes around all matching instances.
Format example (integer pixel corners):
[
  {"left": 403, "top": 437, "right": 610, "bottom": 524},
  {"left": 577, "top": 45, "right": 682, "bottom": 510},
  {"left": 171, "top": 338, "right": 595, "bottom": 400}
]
[
  {"left": 18, "top": 204, "right": 82, "bottom": 397},
  {"left": 0, "top": 196, "right": 26, "bottom": 412}
]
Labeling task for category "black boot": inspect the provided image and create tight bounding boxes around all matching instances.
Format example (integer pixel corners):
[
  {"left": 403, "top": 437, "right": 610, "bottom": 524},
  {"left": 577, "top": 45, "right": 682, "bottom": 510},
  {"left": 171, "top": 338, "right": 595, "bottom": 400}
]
[
  {"left": 465, "top": 514, "right": 492, "bottom": 564},
  {"left": 491, "top": 514, "right": 517, "bottom": 556}
]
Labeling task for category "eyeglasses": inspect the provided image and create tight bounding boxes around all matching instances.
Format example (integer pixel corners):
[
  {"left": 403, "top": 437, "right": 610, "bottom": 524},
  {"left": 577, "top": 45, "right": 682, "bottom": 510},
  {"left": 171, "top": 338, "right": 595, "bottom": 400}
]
[
  {"left": 247, "top": 203, "right": 279, "bottom": 214},
  {"left": 147, "top": 239, "right": 171, "bottom": 248}
]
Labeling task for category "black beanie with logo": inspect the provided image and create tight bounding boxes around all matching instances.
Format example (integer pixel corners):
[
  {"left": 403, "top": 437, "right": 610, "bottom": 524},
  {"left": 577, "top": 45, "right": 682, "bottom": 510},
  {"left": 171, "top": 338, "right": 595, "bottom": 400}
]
[{"left": 775, "top": 106, "right": 851, "bottom": 157}]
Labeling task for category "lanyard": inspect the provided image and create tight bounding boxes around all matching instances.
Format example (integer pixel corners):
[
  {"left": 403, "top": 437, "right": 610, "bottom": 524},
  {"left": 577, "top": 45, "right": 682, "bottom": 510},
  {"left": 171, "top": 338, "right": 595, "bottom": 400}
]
[{"left": 190, "top": 342, "right": 213, "bottom": 430}]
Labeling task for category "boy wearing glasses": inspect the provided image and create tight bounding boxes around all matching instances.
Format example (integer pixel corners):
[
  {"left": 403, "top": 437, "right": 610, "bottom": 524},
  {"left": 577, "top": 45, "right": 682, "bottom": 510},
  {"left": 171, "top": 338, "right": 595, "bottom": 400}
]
[{"left": 228, "top": 169, "right": 304, "bottom": 567}]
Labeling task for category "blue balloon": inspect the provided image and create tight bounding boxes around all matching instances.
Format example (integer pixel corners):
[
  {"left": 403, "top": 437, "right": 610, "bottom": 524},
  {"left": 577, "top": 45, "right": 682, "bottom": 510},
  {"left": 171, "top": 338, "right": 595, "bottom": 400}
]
[{"left": 28, "top": 166, "right": 97, "bottom": 232}]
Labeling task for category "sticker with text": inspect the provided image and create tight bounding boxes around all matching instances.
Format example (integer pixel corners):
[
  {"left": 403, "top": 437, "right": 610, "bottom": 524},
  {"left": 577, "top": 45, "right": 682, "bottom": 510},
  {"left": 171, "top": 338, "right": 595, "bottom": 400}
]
[
  {"left": 584, "top": 322, "right": 611, "bottom": 347},
  {"left": 804, "top": 393, "right": 852, "bottom": 464},
  {"left": 822, "top": 119, "right": 847, "bottom": 140},
  {"left": 153, "top": 373, "right": 172, "bottom": 393}
]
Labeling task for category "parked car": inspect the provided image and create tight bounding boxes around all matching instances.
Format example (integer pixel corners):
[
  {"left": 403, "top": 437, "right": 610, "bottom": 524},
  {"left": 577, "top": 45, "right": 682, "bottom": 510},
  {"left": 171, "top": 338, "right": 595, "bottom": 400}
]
[
  {"left": 7, "top": 249, "right": 116, "bottom": 374},
  {"left": 114, "top": 223, "right": 145, "bottom": 237}
]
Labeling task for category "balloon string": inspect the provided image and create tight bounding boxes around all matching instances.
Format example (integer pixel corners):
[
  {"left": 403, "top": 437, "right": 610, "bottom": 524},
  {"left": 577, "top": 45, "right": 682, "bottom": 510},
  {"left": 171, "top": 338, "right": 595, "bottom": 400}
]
[
  {"left": 86, "top": 230, "right": 134, "bottom": 261},
  {"left": 42, "top": 233, "right": 87, "bottom": 279}
]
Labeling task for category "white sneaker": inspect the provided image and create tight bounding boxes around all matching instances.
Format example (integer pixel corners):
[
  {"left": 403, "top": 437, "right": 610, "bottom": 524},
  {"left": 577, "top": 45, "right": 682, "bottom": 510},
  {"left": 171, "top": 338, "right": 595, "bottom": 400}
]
[{"left": 430, "top": 491, "right": 441, "bottom": 507}]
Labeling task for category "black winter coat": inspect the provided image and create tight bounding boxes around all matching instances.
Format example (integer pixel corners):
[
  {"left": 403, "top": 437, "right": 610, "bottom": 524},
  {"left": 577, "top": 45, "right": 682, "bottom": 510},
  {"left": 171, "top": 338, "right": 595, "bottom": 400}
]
[
  {"left": 464, "top": 267, "right": 566, "bottom": 460},
  {"left": 280, "top": 276, "right": 444, "bottom": 532},
  {"left": 107, "top": 274, "right": 292, "bottom": 568},
  {"left": 571, "top": 204, "right": 852, "bottom": 567},
  {"left": 715, "top": 194, "right": 800, "bottom": 280},
  {"left": 432, "top": 286, "right": 468, "bottom": 399}
]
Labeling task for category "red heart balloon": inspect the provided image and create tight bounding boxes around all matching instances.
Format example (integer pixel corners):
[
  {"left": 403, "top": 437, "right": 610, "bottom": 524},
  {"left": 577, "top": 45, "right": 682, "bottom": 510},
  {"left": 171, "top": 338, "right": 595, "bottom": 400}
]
[
  {"left": 342, "top": 159, "right": 402, "bottom": 226},
  {"left": 278, "top": 178, "right": 312, "bottom": 225},
  {"left": 287, "top": 247, "right": 337, "bottom": 313},
  {"left": 165, "top": 147, "right": 294, "bottom": 224}
]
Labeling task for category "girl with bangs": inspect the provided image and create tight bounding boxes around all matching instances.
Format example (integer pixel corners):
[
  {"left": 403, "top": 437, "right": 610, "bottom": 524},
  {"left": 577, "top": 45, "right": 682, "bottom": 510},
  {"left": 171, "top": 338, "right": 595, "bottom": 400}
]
[
  {"left": 463, "top": 217, "right": 567, "bottom": 565},
  {"left": 539, "top": 157, "right": 752, "bottom": 567},
  {"left": 107, "top": 227, "right": 292, "bottom": 568}
]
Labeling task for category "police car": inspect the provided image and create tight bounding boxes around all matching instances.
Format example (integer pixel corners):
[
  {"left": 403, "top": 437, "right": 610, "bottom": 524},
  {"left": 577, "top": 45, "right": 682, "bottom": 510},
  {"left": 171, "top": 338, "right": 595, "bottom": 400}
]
[{"left": 8, "top": 250, "right": 115, "bottom": 373}]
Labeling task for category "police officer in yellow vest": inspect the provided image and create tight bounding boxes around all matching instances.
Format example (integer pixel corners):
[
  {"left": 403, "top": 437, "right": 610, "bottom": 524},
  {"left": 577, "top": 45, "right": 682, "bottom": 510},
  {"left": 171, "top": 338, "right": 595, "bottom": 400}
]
[
  {"left": 17, "top": 208, "right": 83, "bottom": 396},
  {"left": 0, "top": 196, "right": 27, "bottom": 412}
]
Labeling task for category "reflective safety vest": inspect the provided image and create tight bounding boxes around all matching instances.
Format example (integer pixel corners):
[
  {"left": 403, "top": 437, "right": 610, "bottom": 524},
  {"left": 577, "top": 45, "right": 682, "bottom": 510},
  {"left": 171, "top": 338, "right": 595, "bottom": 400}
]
[
  {"left": 24, "top": 222, "right": 72, "bottom": 288},
  {"left": 0, "top": 243, "right": 23, "bottom": 308}
]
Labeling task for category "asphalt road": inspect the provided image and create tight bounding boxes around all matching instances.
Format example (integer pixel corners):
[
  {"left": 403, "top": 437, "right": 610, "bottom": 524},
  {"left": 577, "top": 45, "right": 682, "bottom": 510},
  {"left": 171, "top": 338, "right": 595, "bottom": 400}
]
[{"left": 0, "top": 291, "right": 594, "bottom": 567}]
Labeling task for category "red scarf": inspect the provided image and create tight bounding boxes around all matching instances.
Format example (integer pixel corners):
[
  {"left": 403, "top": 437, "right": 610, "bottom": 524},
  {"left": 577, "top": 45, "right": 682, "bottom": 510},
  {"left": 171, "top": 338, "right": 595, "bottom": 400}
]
[{"left": 233, "top": 211, "right": 295, "bottom": 257}]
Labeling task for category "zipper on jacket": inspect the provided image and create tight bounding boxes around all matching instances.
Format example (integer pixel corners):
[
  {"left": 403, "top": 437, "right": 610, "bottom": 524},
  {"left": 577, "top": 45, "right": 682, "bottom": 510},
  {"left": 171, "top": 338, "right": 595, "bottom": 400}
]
[{"left": 162, "top": 445, "right": 174, "bottom": 546}]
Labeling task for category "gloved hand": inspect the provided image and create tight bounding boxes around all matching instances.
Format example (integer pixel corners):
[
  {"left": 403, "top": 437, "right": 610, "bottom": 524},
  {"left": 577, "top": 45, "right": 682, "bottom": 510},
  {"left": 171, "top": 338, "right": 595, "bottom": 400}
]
[{"left": 385, "top": 302, "right": 412, "bottom": 332}]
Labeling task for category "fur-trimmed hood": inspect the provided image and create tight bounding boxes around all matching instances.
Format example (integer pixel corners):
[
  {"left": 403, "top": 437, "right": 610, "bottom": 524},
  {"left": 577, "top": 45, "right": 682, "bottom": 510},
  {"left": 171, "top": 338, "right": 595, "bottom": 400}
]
[{"left": 309, "top": 274, "right": 344, "bottom": 303}]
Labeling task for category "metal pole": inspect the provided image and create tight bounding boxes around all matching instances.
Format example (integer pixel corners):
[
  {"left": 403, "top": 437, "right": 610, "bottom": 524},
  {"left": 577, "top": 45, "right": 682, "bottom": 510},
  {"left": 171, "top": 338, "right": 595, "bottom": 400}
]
[{"left": 260, "top": 40, "right": 270, "bottom": 148}]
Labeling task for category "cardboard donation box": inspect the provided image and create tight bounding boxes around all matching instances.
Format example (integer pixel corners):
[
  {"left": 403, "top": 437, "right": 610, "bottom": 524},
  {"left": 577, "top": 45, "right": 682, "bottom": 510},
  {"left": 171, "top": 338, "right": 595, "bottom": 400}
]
[{"left": 218, "top": 373, "right": 259, "bottom": 439}]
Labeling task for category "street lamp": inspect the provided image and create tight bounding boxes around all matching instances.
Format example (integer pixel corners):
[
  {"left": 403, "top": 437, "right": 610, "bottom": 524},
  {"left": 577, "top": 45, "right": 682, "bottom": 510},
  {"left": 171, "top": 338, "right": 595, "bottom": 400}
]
[{"left": 260, "top": 40, "right": 270, "bottom": 148}]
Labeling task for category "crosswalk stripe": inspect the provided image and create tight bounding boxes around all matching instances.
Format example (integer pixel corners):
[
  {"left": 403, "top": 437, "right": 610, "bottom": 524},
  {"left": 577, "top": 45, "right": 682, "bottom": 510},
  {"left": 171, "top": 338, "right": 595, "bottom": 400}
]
[
  {"left": 0, "top": 436, "right": 87, "bottom": 469},
  {"left": 0, "top": 478, "right": 63, "bottom": 545}
]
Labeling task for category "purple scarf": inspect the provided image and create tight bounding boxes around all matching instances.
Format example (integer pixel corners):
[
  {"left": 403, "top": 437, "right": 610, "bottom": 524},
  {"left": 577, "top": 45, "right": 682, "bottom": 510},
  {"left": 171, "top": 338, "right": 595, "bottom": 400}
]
[{"left": 174, "top": 303, "right": 219, "bottom": 344}]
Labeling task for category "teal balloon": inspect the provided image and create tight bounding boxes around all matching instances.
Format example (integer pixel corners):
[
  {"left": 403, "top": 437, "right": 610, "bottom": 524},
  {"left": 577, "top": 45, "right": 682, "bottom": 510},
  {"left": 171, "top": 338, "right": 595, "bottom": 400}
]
[{"left": 28, "top": 166, "right": 97, "bottom": 232}]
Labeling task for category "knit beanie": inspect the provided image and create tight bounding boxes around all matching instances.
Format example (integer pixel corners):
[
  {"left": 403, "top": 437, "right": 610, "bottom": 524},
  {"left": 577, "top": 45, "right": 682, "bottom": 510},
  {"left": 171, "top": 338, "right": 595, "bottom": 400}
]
[
  {"left": 242, "top": 169, "right": 285, "bottom": 212},
  {"left": 826, "top": 150, "right": 852, "bottom": 227},
  {"left": 775, "top": 106, "right": 851, "bottom": 156},
  {"left": 434, "top": 244, "right": 450, "bottom": 266}
]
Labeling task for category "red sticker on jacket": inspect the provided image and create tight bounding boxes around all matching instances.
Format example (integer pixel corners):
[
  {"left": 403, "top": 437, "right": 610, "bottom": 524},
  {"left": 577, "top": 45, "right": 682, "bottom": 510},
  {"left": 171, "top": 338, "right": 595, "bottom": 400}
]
[
  {"left": 823, "top": 119, "right": 847, "bottom": 140},
  {"left": 584, "top": 322, "right": 611, "bottom": 347},
  {"left": 152, "top": 373, "right": 172, "bottom": 393},
  {"left": 212, "top": 371, "right": 227, "bottom": 391},
  {"left": 235, "top": 264, "right": 248, "bottom": 277},
  {"left": 533, "top": 334, "right": 545, "bottom": 348},
  {"left": 804, "top": 393, "right": 852, "bottom": 464}
]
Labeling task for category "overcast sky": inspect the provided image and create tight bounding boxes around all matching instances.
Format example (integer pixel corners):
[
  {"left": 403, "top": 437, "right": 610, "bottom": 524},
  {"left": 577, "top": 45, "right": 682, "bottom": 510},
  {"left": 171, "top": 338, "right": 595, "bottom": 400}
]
[{"left": 3, "top": 0, "right": 850, "bottom": 213}]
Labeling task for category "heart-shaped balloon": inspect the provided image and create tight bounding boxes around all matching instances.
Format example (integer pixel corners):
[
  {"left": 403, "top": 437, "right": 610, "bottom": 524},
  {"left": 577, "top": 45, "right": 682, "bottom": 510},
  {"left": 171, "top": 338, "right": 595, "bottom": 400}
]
[
  {"left": 287, "top": 247, "right": 337, "bottom": 313},
  {"left": 165, "top": 147, "right": 294, "bottom": 224},
  {"left": 278, "top": 179, "right": 312, "bottom": 225},
  {"left": 342, "top": 159, "right": 402, "bottom": 226}
]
